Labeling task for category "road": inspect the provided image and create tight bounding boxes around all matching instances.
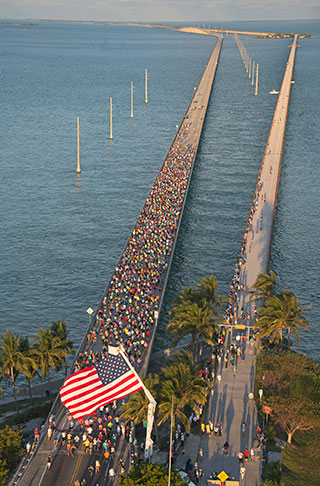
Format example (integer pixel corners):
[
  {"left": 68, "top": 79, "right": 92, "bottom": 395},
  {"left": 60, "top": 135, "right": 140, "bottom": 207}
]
[
  {"left": 188, "top": 35, "right": 299, "bottom": 486},
  {"left": 13, "top": 35, "right": 223, "bottom": 486}
]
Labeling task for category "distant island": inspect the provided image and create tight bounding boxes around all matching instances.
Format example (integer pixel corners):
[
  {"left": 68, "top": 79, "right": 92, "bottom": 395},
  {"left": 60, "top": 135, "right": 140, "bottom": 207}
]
[{"left": 26, "top": 19, "right": 312, "bottom": 38}]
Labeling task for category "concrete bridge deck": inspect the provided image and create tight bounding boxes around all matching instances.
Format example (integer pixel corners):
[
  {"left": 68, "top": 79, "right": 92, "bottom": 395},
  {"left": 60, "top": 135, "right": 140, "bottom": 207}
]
[
  {"left": 191, "top": 35, "right": 299, "bottom": 486},
  {"left": 11, "top": 31, "right": 300, "bottom": 486},
  {"left": 13, "top": 36, "right": 223, "bottom": 486}
]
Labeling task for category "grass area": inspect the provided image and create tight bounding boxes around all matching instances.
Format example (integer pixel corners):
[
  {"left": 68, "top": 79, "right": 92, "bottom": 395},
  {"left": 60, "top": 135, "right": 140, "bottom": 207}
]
[
  {"left": 0, "top": 396, "right": 51, "bottom": 416},
  {"left": 0, "top": 400, "right": 51, "bottom": 429},
  {"left": 281, "top": 427, "right": 320, "bottom": 486}
]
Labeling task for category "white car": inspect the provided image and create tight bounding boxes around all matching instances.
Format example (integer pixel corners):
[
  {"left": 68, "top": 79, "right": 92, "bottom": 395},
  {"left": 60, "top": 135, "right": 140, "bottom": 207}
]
[{"left": 178, "top": 470, "right": 197, "bottom": 486}]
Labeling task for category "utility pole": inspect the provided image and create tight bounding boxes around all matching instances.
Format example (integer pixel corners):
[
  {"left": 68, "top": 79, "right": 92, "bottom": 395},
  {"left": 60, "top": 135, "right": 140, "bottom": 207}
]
[
  {"left": 145, "top": 68, "right": 148, "bottom": 104},
  {"left": 131, "top": 81, "right": 134, "bottom": 118},
  {"left": 109, "top": 97, "right": 113, "bottom": 140},
  {"left": 252, "top": 60, "right": 255, "bottom": 86},
  {"left": 116, "top": 346, "right": 156, "bottom": 460},
  {"left": 168, "top": 397, "right": 174, "bottom": 486},
  {"left": 76, "top": 116, "right": 81, "bottom": 174},
  {"left": 255, "top": 63, "right": 259, "bottom": 96}
]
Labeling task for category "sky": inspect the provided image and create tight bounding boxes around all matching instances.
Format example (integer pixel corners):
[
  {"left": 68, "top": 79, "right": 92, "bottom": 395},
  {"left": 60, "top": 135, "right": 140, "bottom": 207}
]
[{"left": 1, "top": 0, "right": 319, "bottom": 22}]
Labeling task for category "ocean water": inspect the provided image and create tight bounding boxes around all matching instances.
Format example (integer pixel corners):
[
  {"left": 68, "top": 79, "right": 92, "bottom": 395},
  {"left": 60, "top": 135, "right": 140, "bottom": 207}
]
[{"left": 0, "top": 20, "right": 319, "bottom": 392}]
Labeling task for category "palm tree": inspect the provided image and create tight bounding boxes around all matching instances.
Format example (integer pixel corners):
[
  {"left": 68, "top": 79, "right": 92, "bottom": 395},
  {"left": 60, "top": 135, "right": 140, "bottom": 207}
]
[
  {"left": 170, "top": 276, "right": 225, "bottom": 315},
  {"left": 0, "top": 330, "right": 29, "bottom": 410},
  {"left": 50, "top": 320, "right": 73, "bottom": 374},
  {"left": 32, "top": 327, "right": 71, "bottom": 399},
  {"left": 254, "top": 290, "right": 311, "bottom": 346},
  {"left": 169, "top": 287, "right": 199, "bottom": 316},
  {"left": 247, "top": 270, "right": 277, "bottom": 304},
  {"left": 120, "top": 374, "right": 160, "bottom": 445},
  {"left": 171, "top": 350, "right": 201, "bottom": 375},
  {"left": 19, "top": 337, "right": 38, "bottom": 404},
  {"left": 196, "top": 275, "right": 225, "bottom": 308},
  {"left": 167, "top": 300, "right": 220, "bottom": 361},
  {"left": 157, "top": 362, "right": 207, "bottom": 432},
  {"left": 120, "top": 374, "right": 159, "bottom": 424}
]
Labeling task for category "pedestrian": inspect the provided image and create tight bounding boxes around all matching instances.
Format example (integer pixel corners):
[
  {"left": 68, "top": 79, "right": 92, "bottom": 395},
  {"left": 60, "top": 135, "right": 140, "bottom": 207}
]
[
  {"left": 34, "top": 428, "right": 39, "bottom": 443},
  {"left": 250, "top": 447, "right": 255, "bottom": 461},
  {"left": 88, "top": 465, "right": 94, "bottom": 477},
  {"left": 217, "top": 374, "right": 221, "bottom": 384},
  {"left": 47, "top": 455, "right": 52, "bottom": 470},
  {"left": 61, "top": 431, "right": 66, "bottom": 445},
  {"left": 181, "top": 432, "right": 185, "bottom": 447},
  {"left": 95, "top": 459, "right": 101, "bottom": 473},
  {"left": 109, "top": 467, "right": 116, "bottom": 482},
  {"left": 53, "top": 430, "right": 59, "bottom": 447},
  {"left": 238, "top": 451, "right": 244, "bottom": 465},
  {"left": 244, "top": 448, "right": 249, "bottom": 462},
  {"left": 240, "top": 465, "right": 246, "bottom": 480},
  {"left": 199, "top": 448, "right": 203, "bottom": 461},
  {"left": 26, "top": 442, "right": 31, "bottom": 455}
]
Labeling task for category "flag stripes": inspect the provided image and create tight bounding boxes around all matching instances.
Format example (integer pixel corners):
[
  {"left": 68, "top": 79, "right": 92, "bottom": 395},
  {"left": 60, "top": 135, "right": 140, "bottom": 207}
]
[{"left": 60, "top": 355, "right": 142, "bottom": 421}]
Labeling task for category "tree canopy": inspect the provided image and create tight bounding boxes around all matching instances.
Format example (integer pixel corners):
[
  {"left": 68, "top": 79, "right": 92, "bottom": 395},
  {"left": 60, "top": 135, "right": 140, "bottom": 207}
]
[
  {"left": 247, "top": 270, "right": 277, "bottom": 303},
  {"left": 254, "top": 290, "right": 310, "bottom": 346},
  {"left": 256, "top": 349, "right": 320, "bottom": 443},
  {"left": 118, "top": 462, "right": 184, "bottom": 486},
  {"left": 167, "top": 275, "right": 224, "bottom": 361},
  {"left": 0, "top": 425, "right": 23, "bottom": 485}
]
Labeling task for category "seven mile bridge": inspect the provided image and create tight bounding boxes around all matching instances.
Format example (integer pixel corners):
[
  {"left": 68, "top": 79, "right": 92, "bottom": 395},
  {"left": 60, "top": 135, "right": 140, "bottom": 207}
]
[
  {"left": 14, "top": 33, "right": 223, "bottom": 486},
  {"left": 11, "top": 29, "right": 300, "bottom": 486}
]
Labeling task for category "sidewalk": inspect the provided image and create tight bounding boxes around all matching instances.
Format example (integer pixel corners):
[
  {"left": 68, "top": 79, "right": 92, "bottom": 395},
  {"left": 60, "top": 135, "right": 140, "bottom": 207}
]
[{"left": 176, "top": 341, "right": 261, "bottom": 486}]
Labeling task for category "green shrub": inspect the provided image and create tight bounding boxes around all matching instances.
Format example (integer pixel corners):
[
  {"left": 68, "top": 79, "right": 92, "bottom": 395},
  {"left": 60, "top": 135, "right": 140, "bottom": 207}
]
[
  {"left": 0, "top": 425, "right": 23, "bottom": 484},
  {"left": 263, "top": 461, "right": 281, "bottom": 483},
  {"left": 3, "top": 402, "right": 51, "bottom": 427},
  {"left": 119, "top": 462, "right": 184, "bottom": 486}
]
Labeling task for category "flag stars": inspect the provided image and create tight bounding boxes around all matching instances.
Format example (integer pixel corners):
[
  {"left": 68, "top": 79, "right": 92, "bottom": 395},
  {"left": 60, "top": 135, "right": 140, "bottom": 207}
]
[{"left": 96, "top": 355, "right": 130, "bottom": 385}]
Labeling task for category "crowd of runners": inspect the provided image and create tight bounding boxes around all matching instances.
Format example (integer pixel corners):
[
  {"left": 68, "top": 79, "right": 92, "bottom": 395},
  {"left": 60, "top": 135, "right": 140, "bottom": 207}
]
[
  {"left": 72, "top": 125, "right": 196, "bottom": 372},
  {"left": 224, "top": 153, "right": 267, "bottom": 329},
  {"left": 36, "top": 123, "right": 199, "bottom": 484}
]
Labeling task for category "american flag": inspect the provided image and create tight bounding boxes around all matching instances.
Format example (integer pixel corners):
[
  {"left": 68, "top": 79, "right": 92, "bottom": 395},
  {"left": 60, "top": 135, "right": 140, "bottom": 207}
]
[{"left": 60, "top": 354, "right": 142, "bottom": 421}]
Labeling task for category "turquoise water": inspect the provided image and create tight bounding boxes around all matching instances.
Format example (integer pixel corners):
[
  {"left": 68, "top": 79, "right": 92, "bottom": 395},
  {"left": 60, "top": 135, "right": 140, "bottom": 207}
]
[{"left": 0, "top": 21, "right": 319, "bottom": 391}]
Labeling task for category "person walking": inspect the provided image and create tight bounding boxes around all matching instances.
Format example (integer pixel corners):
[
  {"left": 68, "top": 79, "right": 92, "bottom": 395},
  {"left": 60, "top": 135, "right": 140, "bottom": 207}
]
[
  {"left": 240, "top": 465, "right": 246, "bottom": 480},
  {"left": 47, "top": 455, "right": 52, "bottom": 470},
  {"left": 109, "top": 467, "right": 116, "bottom": 482},
  {"left": 238, "top": 451, "right": 244, "bottom": 465},
  {"left": 53, "top": 430, "right": 59, "bottom": 448},
  {"left": 250, "top": 446, "right": 255, "bottom": 461},
  {"left": 26, "top": 442, "right": 31, "bottom": 456}
]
